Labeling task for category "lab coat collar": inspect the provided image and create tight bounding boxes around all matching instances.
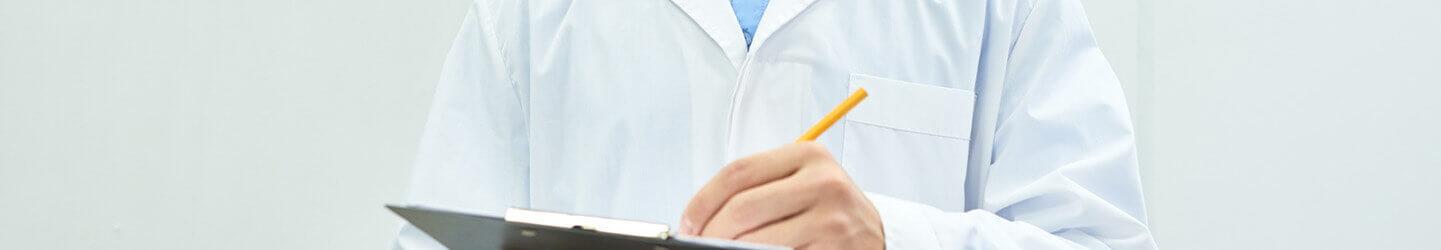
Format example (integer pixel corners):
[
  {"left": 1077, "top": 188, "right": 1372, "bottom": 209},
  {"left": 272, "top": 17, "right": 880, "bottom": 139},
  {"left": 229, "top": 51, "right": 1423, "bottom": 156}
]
[
  {"left": 749, "top": 0, "right": 821, "bottom": 54},
  {"left": 669, "top": 0, "right": 749, "bottom": 70},
  {"left": 669, "top": 0, "right": 821, "bottom": 70}
]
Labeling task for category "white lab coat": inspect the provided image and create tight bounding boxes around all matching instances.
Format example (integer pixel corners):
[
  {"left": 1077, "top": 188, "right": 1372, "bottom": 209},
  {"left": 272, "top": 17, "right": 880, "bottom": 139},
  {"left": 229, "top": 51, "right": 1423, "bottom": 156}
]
[{"left": 396, "top": 0, "right": 1156, "bottom": 249}]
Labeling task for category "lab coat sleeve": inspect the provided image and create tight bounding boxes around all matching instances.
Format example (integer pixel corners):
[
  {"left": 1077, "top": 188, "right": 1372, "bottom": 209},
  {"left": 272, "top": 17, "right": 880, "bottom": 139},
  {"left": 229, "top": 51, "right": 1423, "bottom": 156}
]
[
  {"left": 392, "top": 1, "right": 530, "bottom": 249},
  {"left": 863, "top": 0, "right": 1156, "bottom": 248}
]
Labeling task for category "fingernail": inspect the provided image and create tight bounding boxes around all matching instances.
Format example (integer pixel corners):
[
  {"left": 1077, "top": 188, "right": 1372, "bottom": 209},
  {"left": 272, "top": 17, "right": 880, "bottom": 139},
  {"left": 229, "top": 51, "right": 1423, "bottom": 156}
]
[{"left": 679, "top": 218, "right": 695, "bottom": 235}]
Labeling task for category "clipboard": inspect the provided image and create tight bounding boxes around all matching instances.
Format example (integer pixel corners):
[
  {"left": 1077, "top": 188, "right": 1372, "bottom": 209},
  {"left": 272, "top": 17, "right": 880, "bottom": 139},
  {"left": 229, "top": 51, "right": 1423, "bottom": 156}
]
[{"left": 387, "top": 205, "right": 789, "bottom": 250}]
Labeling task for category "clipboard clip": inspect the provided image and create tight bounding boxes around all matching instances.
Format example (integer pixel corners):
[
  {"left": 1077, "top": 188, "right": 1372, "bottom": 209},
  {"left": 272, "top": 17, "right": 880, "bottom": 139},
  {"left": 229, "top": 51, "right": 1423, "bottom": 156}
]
[{"left": 504, "top": 208, "right": 674, "bottom": 240}]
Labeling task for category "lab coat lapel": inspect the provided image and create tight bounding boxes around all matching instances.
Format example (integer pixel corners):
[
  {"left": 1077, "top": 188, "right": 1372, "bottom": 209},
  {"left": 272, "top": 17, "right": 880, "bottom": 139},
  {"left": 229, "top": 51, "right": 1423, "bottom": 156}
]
[
  {"left": 720, "top": 0, "right": 824, "bottom": 160},
  {"left": 748, "top": 0, "right": 821, "bottom": 51},
  {"left": 669, "top": 0, "right": 749, "bottom": 70}
]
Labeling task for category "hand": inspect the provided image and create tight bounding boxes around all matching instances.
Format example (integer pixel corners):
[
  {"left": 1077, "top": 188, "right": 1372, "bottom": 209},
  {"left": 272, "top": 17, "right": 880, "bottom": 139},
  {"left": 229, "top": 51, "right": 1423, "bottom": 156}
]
[{"left": 681, "top": 142, "right": 884, "bottom": 249}]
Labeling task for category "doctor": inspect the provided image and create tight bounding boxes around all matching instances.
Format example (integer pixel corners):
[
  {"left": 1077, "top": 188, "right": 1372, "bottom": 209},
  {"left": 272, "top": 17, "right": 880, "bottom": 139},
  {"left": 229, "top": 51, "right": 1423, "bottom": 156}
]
[{"left": 397, "top": 0, "right": 1155, "bottom": 249}]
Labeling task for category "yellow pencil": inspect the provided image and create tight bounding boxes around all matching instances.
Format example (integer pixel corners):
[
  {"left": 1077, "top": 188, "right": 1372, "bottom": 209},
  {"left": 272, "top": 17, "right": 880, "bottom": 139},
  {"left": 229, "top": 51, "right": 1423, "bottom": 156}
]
[{"left": 796, "top": 88, "right": 869, "bottom": 142}]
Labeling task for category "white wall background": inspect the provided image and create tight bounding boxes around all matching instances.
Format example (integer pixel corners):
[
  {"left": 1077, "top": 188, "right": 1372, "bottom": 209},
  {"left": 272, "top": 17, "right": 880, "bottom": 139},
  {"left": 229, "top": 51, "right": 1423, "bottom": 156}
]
[
  {"left": 0, "top": 0, "right": 471, "bottom": 248},
  {"left": 1140, "top": 0, "right": 1441, "bottom": 249},
  {"left": 2, "top": 0, "right": 1438, "bottom": 249}
]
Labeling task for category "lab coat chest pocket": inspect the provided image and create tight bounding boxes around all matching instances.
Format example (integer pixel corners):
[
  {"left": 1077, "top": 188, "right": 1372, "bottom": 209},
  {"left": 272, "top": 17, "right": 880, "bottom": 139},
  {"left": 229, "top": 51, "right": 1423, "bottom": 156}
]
[{"left": 840, "top": 74, "right": 975, "bottom": 210}]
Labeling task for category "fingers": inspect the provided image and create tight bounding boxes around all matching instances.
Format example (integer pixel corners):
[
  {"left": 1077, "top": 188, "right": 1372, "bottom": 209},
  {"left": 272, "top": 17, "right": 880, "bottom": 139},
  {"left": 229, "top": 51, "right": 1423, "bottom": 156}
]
[
  {"left": 699, "top": 167, "right": 826, "bottom": 239},
  {"left": 798, "top": 241, "right": 846, "bottom": 250},
  {"left": 731, "top": 208, "right": 828, "bottom": 247},
  {"left": 682, "top": 142, "right": 833, "bottom": 235}
]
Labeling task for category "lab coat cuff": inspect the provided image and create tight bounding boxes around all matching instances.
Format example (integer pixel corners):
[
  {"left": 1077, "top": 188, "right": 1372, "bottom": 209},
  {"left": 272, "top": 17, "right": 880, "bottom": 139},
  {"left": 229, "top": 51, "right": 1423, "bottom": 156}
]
[{"left": 864, "top": 192, "right": 946, "bottom": 250}]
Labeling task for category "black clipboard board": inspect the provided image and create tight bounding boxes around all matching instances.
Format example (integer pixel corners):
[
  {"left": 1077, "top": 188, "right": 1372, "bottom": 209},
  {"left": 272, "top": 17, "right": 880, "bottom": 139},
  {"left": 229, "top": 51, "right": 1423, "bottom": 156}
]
[{"left": 387, "top": 205, "right": 788, "bottom": 250}]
